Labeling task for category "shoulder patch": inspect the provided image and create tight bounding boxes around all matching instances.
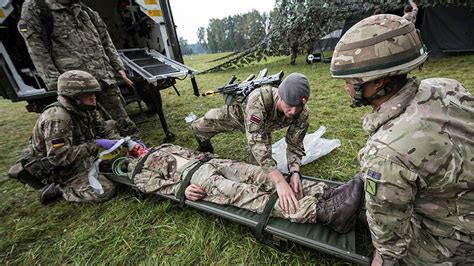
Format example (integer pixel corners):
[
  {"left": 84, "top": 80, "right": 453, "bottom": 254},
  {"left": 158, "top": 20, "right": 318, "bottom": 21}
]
[
  {"left": 367, "top": 168, "right": 381, "bottom": 180},
  {"left": 51, "top": 138, "right": 65, "bottom": 149},
  {"left": 19, "top": 22, "right": 28, "bottom": 32},
  {"left": 249, "top": 115, "right": 261, "bottom": 125},
  {"left": 366, "top": 178, "right": 377, "bottom": 196}
]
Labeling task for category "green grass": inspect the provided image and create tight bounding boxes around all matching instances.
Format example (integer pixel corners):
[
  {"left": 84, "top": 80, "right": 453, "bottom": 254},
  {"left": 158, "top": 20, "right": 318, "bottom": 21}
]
[{"left": 1, "top": 53, "right": 473, "bottom": 264}]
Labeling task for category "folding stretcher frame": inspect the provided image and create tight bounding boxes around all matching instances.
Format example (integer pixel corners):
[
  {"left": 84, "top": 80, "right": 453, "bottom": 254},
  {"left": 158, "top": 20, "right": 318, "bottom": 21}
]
[{"left": 106, "top": 170, "right": 372, "bottom": 265}]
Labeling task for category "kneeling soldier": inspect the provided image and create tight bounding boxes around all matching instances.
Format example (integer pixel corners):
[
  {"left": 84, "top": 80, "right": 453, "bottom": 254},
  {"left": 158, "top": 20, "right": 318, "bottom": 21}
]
[
  {"left": 9, "top": 70, "right": 118, "bottom": 204},
  {"left": 192, "top": 73, "right": 311, "bottom": 215}
]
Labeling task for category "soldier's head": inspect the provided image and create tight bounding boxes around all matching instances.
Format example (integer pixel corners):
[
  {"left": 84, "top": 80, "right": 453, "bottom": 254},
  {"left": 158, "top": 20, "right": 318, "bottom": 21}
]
[
  {"left": 404, "top": 4, "right": 413, "bottom": 14},
  {"left": 277, "top": 73, "right": 310, "bottom": 118},
  {"left": 330, "top": 14, "right": 427, "bottom": 109},
  {"left": 57, "top": 70, "right": 101, "bottom": 109}
]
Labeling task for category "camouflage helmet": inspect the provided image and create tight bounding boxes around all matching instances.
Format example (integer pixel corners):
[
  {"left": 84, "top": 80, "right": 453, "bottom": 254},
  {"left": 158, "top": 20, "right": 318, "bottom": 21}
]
[
  {"left": 57, "top": 70, "right": 101, "bottom": 98},
  {"left": 330, "top": 14, "right": 427, "bottom": 85}
]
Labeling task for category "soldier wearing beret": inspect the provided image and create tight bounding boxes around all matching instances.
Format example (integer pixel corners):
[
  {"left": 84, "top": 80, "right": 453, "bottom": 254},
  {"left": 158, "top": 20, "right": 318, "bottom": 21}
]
[{"left": 192, "top": 73, "right": 311, "bottom": 214}]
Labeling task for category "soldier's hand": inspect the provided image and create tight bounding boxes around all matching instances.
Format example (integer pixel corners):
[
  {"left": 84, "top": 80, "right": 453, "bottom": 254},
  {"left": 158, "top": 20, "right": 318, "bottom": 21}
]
[
  {"left": 185, "top": 184, "right": 207, "bottom": 201},
  {"left": 118, "top": 69, "right": 134, "bottom": 87},
  {"left": 275, "top": 180, "right": 299, "bottom": 214},
  {"left": 290, "top": 172, "right": 303, "bottom": 200}
]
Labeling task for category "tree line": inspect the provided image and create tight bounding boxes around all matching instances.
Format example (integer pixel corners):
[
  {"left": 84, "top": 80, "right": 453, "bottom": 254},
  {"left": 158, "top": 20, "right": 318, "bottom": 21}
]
[{"left": 179, "top": 10, "right": 268, "bottom": 55}]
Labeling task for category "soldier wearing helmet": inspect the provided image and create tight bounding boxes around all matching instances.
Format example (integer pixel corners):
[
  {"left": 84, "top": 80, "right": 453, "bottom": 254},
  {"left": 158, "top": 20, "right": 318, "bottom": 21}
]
[
  {"left": 23, "top": 70, "right": 118, "bottom": 205},
  {"left": 330, "top": 14, "right": 474, "bottom": 264},
  {"left": 18, "top": 0, "right": 138, "bottom": 136}
]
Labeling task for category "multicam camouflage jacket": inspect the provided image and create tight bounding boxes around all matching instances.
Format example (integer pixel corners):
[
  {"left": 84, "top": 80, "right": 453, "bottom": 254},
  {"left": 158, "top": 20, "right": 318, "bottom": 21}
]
[
  {"left": 127, "top": 144, "right": 211, "bottom": 196},
  {"left": 18, "top": 0, "right": 124, "bottom": 90},
  {"left": 31, "top": 96, "right": 116, "bottom": 177},
  {"left": 358, "top": 78, "right": 474, "bottom": 260},
  {"left": 242, "top": 86, "right": 309, "bottom": 173}
]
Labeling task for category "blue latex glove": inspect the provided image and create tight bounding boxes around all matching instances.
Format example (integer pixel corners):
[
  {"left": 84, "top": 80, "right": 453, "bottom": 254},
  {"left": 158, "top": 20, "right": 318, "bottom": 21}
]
[{"left": 95, "top": 139, "right": 118, "bottom": 150}]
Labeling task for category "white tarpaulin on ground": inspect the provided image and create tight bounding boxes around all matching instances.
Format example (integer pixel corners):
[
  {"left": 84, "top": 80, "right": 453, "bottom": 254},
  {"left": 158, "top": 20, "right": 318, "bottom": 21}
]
[{"left": 272, "top": 126, "right": 341, "bottom": 173}]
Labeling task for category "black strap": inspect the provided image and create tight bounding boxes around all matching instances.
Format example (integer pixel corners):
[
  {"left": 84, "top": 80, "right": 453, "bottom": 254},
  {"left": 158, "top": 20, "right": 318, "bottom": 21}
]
[
  {"left": 253, "top": 192, "right": 279, "bottom": 241},
  {"left": 130, "top": 147, "right": 159, "bottom": 184},
  {"left": 176, "top": 161, "right": 205, "bottom": 207}
]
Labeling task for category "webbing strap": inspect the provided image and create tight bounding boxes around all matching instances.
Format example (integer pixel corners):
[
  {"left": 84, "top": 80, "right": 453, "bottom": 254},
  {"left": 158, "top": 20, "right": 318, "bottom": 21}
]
[
  {"left": 253, "top": 192, "right": 279, "bottom": 241},
  {"left": 176, "top": 161, "right": 205, "bottom": 207},
  {"left": 130, "top": 147, "right": 159, "bottom": 184}
]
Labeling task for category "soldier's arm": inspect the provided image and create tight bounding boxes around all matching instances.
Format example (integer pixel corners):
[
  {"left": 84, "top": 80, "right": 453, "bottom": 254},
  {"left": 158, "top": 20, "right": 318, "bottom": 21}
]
[
  {"left": 89, "top": 10, "right": 125, "bottom": 72},
  {"left": 362, "top": 156, "right": 418, "bottom": 262},
  {"left": 18, "top": 0, "right": 61, "bottom": 90},
  {"left": 244, "top": 93, "right": 276, "bottom": 173},
  {"left": 245, "top": 92, "right": 299, "bottom": 213},
  {"left": 42, "top": 109, "right": 100, "bottom": 166},
  {"left": 285, "top": 108, "right": 309, "bottom": 169},
  {"left": 92, "top": 110, "right": 120, "bottom": 139}
]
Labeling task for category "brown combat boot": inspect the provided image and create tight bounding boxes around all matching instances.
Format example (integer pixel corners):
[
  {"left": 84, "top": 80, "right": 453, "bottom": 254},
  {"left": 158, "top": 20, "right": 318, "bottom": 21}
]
[
  {"left": 322, "top": 173, "right": 363, "bottom": 200},
  {"left": 316, "top": 177, "right": 364, "bottom": 233}
]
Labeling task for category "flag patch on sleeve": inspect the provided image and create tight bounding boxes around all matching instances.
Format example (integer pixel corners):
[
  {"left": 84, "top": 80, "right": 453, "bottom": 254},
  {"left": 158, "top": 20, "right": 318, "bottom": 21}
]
[
  {"left": 249, "top": 115, "right": 261, "bottom": 125},
  {"left": 19, "top": 22, "right": 28, "bottom": 32},
  {"left": 367, "top": 169, "right": 381, "bottom": 180},
  {"left": 51, "top": 138, "right": 65, "bottom": 149}
]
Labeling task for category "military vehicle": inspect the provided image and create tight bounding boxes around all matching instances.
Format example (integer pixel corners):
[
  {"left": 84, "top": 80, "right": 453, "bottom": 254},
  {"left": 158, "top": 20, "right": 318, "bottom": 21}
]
[{"left": 0, "top": 0, "right": 199, "bottom": 139}]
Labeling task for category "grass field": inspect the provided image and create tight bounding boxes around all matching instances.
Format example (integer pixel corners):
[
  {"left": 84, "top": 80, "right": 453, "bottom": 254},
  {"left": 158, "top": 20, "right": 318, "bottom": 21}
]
[{"left": 1, "top": 53, "right": 473, "bottom": 264}]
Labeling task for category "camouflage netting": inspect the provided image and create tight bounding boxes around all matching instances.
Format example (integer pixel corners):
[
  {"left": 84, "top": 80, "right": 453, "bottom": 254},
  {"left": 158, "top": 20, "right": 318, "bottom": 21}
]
[{"left": 202, "top": 0, "right": 474, "bottom": 73}]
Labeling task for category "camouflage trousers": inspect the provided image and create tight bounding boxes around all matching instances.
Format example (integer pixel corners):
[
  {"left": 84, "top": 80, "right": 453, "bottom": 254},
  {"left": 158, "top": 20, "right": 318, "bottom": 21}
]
[
  {"left": 289, "top": 39, "right": 299, "bottom": 64},
  {"left": 400, "top": 223, "right": 474, "bottom": 264},
  {"left": 187, "top": 159, "right": 328, "bottom": 223},
  {"left": 97, "top": 83, "right": 138, "bottom": 136},
  {"left": 192, "top": 106, "right": 244, "bottom": 142},
  {"left": 191, "top": 106, "right": 260, "bottom": 162},
  {"left": 301, "top": 40, "right": 313, "bottom": 57},
  {"left": 62, "top": 173, "right": 116, "bottom": 203}
]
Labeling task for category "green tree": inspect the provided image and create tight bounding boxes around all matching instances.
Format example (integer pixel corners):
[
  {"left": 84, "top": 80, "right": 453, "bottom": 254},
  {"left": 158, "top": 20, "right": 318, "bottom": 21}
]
[
  {"left": 178, "top": 37, "right": 193, "bottom": 55},
  {"left": 197, "top": 27, "right": 208, "bottom": 51}
]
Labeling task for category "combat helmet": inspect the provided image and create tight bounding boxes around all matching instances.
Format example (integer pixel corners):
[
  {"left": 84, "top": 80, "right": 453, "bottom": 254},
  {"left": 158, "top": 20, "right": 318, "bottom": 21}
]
[
  {"left": 57, "top": 70, "right": 101, "bottom": 98},
  {"left": 330, "top": 14, "right": 427, "bottom": 107}
]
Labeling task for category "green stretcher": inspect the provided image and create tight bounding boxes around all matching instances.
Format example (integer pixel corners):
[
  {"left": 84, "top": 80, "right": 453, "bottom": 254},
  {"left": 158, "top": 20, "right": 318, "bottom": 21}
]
[{"left": 106, "top": 173, "right": 372, "bottom": 264}]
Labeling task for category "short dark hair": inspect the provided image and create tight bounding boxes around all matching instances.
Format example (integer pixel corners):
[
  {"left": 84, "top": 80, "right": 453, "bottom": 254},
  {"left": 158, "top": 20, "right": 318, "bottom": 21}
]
[{"left": 404, "top": 5, "right": 413, "bottom": 13}]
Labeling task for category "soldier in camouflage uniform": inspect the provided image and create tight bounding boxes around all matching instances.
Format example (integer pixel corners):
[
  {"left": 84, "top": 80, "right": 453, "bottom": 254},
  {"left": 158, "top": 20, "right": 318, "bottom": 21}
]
[
  {"left": 287, "top": 25, "right": 301, "bottom": 65},
  {"left": 23, "top": 70, "right": 117, "bottom": 204},
  {"left": 126, "top": 143, "right": 364, "bottom": 233},
  {"left": 18, "top": 0, "right": 138, "bottom": 136},
  {"left": 301, "top": 27, "right": 315, "bottom": 64},
  {"left": 330, "top": 14, "right": 473, "bottom": 264},
  {"left": 192, "top": 73, "right": 310, "bottom": 214}
]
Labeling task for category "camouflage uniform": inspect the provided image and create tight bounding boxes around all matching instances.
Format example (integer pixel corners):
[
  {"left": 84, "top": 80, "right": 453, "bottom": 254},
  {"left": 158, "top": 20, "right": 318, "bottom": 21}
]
[
  {"left": 359, "top": 78, "right": 474, "bottom": 264},
  {"left": 192, "top": 86, "right": 309, "bottom": 173},
  {"left": 18, "top": 0, "right": 137, "bottom": 135},
  {"left": 403, "top": 6, "right": 418, "bottom": 24},
  {"left": 301, "top": 28, "right": 315, "bottom": 57},
  {"left": 30, "top": 95, "right": 117, "bottom": 202},
  {"left": 129, "top": 144, "right": 329, "bottom": 223},
  {"left": 330, "top": 14, "right": 474, "bottom": 264},
  {"left": 287, "top": 26, "right": 301, "bottom": 65}
]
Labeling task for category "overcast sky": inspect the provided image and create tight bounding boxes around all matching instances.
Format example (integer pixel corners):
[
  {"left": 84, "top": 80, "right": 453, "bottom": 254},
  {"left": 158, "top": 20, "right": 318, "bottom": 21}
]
[{"left": 169, "top": 0, "right": 276, "bottom": 44}]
